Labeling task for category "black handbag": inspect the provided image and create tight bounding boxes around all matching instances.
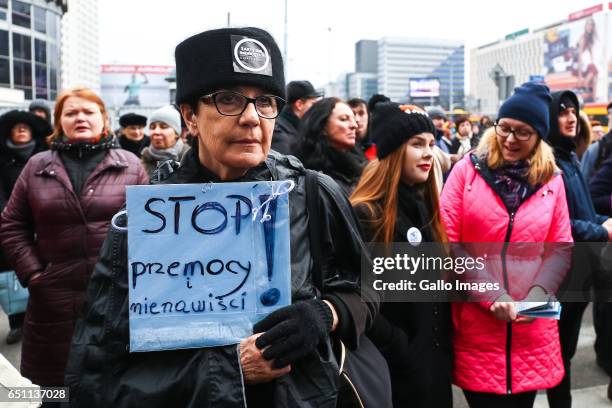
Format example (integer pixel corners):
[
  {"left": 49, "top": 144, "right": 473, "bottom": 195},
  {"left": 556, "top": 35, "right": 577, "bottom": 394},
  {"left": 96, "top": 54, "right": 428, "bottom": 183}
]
[{"left": 304, "top": 170, "right": 393, "bottom": 408}]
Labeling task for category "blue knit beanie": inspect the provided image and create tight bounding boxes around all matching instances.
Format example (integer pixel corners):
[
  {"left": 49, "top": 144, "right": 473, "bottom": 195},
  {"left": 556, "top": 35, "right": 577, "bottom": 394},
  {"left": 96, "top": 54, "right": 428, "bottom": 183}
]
[{"left": 497, "top": 82, "right": 552, "bottom": 140}]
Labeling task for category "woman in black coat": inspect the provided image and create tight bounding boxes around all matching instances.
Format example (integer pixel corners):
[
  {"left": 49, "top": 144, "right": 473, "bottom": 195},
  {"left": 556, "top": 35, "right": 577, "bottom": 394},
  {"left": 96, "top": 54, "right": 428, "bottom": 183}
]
[
  {"left": 0, "top": 110, "right": 51, "bottom": 208},
  {"left": 0, "top": 110, "right": 51, "bottom": 344},
  {"left": 350, "top": 101, "right": 453, "bottom": 408},
  {"left": 292, "top": 97, "right": 367, "bottom": 196}
]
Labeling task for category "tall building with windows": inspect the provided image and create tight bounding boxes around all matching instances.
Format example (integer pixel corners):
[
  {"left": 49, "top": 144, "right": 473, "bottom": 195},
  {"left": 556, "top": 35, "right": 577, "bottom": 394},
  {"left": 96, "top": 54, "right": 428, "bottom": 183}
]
[
  {"left": 377, "top": 37, "right": 464, "bottom": 108},
  {"left": 355, "top": 40, "right": 377, "bottom": 74},
  {"left": 0, "top": 0, "right": 66, "bottom": 103},
  {"left": 61, "top": 0, "right": 98, "bottom": 91}
]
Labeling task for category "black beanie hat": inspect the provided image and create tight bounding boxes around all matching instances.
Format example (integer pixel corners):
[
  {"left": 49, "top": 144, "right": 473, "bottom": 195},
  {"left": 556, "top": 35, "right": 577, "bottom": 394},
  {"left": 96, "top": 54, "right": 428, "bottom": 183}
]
[
  {"left": 370, "top": 102, "right": 436, "bottom": 159},
  {"left": 175, "top": 27, "right": 285, "bottom": 105},
  {"left": 119, "top": 113, "right": 147, "bottom": 127},
  {"left": 498, "top": 82, "right": 551, "bottom": 140},
  {"left": 559, "top": 94, "right": 577, "bottom": 112}
]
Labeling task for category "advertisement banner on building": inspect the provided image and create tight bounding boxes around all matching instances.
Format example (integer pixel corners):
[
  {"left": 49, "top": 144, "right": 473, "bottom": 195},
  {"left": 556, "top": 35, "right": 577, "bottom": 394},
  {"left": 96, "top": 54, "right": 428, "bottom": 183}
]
[
  {"left": 542, "top": 14, "right": 604, "bottom": 103},
  {"left": 409, "top": 78, "right": 440, "bottom": 98},
  {"left": 101, "top": 65, "right": 174, "bottom": 108}
]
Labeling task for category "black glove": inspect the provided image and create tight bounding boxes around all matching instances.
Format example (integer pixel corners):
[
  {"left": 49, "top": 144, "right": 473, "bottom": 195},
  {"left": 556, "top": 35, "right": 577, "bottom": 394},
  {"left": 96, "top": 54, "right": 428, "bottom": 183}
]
[{"left": 253, "top": 299, "right": 333, "bottom": 368}]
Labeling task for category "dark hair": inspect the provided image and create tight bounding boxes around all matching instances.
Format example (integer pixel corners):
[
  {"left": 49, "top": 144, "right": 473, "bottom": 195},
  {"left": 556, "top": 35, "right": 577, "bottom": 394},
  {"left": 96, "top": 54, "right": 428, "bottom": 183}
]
[
  {"left": 480, "top": 115, "right": 493, "bottom": 128},
  {"left": 347, "top": 98, "right": 367, "bottom": 109},
  {"left": 454, "top": 115, "right": 471, "bottom": 129},
  {"left": 591, "top": 120, "right": 602, "bottom": 127},
  {"left": 292, "top": 97, "right": 342, "bottom": 171}
]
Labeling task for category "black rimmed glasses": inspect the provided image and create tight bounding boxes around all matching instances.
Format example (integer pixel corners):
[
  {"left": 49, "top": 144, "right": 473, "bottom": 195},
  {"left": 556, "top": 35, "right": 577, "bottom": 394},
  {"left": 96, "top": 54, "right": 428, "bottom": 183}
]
[
  {"left": 200, "top": 91, "right": 286, "bottom": 119},
  {"left": 494, "top": 122, "right": 535, "bottom": 141}
]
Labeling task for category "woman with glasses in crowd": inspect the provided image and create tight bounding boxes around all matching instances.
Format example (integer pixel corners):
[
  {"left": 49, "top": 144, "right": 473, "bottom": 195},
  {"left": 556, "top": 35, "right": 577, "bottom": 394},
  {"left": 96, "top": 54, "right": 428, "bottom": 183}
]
[
  {"left": 293, "top": 97, "right": 366, "bottom": 196},
  {"left": 440, "top": 82, "right": 573, "bottom": 408},
  {"left": 0, "top": 87, "right": 148, "bottom": 395},
  {"left": 66, "top": 28, "right": 380, "bottom": 407},
  {"left": 350, "top": 102, "right": 453, "bottom": 407}
]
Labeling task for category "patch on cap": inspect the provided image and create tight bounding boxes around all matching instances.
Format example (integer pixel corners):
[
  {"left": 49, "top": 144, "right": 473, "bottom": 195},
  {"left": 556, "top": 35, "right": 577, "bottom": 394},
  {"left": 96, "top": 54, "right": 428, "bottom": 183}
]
[{"left": 231, "top": 35, "right": 272, "bottom": 76}]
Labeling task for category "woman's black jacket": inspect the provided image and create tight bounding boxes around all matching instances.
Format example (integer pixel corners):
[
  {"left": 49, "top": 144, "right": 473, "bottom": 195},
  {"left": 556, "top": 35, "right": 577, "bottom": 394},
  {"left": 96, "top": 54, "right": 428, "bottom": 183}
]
[
  {"left": 354, "top": 187, "right": 453, "bottom": 408},
  {"left": 65, "top": 146, "right": 379, "bottom": 407}
]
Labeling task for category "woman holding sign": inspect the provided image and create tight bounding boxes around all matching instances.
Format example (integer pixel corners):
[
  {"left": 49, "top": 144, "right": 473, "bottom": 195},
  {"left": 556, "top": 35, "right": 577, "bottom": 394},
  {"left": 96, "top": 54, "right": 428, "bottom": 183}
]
[
  {"left": 440, "top": 83, "right": 573, "bottom": 407},
  {"left": 349, "top": 102, "right": 453, "bottom": 407},
  {"left": 66, "top": 28, "right": 380, "bottom": 407},
  {"left": 0, "top": 88, "right": 148, "bottom": 389}
]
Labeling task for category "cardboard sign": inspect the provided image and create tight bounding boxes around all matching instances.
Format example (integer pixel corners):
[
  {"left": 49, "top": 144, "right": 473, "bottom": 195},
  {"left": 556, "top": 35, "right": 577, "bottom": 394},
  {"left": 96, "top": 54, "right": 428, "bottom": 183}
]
[{"left": 126, "top": 181, "right": 292, "bottom": 352}]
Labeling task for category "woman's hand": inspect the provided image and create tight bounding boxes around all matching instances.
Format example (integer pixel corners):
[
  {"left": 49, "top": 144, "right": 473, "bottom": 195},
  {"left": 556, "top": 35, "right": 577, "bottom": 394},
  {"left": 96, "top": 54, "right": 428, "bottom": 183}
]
[
  {"left": 239, "top": 333, "right": 291, "bottom": 384},
  {"left": 489, "top": 301, "right": 517, "bottom": 321},
  {"left": 489, "top": 294, "right": 517, "bottom": 321}
]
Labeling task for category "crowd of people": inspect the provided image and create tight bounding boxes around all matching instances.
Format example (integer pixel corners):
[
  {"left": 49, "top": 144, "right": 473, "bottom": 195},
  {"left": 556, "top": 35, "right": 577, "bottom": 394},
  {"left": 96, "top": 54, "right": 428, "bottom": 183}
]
[{"left": 0, "top": 26, "right": 610, "bottom": 408}]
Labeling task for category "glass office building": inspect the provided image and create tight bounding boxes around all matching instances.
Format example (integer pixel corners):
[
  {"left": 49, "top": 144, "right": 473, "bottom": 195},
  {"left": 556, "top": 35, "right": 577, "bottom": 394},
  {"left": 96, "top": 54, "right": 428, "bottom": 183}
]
[{"left": 0, "top": 0, "right": 66, "bottom": 101}]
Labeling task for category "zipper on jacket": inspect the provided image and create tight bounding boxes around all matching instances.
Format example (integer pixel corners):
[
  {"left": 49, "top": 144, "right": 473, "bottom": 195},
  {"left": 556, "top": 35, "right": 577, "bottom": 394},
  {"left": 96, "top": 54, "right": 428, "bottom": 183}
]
[{"left": 501, "top": 212, "right": 515, "bottom": 394}]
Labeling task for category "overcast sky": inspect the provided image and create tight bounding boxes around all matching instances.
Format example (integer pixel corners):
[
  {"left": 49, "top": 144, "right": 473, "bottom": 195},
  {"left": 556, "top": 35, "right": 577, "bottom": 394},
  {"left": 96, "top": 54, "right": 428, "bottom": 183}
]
[{"left": 99, "top": 0, "right": 593, "bottom": 88}]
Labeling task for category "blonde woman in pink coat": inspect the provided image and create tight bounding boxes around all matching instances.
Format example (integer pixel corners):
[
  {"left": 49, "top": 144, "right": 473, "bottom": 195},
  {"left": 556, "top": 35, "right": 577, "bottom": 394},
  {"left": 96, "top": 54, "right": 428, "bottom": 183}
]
[{"left": 440, "top": 83, "right": 573, "bottom": 408}]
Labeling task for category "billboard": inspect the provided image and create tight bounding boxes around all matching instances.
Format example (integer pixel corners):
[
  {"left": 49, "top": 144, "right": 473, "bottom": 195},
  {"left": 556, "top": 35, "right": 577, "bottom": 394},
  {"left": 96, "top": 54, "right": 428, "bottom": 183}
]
[
  {"left": 409, "top": 78, "right": 440, "bottom": 98},
  {"left": 101, "top": 65, "right": 174, "bottom": 108},
  {"left": 542, "top": 14, "right": 605, "bottom": 103}
]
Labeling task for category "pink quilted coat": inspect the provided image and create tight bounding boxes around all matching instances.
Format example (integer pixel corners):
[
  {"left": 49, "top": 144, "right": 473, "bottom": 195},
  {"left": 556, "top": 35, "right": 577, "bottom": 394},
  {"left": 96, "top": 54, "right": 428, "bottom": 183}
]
[{"left": 440, "top": 154, "right": 573, "bottom": 395}]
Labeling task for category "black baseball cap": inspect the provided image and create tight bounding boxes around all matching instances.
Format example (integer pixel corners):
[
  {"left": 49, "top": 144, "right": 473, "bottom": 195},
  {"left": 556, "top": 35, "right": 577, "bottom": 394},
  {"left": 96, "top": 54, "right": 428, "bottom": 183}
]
[{"left": 286, "top": 81, "right": 323, "bottom": 104}]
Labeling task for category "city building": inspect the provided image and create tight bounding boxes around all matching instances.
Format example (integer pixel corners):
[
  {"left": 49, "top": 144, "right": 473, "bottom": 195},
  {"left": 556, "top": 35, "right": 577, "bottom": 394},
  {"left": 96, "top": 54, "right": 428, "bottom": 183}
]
[
  {"left": 355, "top": 39, "right": 377, "bottom": 73},
  {"left": 0, "top": 0, "right": 66, "bottom": 104},
  {"left": 377, "top": 36, "right": 464, "bottom": 108},
  {"left": 61, "top": 0, "right": 98, "bottom": 92},
  {"left": 347, "top": 72, "right": 377, "bottom": 101},
  {"left": 470, "top": 4, "right": 611, "bottom": 115}
]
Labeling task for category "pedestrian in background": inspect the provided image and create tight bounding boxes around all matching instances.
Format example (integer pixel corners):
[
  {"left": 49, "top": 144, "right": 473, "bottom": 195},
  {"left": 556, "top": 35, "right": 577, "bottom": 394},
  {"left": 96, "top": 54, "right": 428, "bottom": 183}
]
[
  {"left": 271, "top": 80, "right": 321, "bottom": 155},
  {"left": 293, "top": 97, "right": 366, "bottom": 195},
  {"left": 451, "top": 114, "right": 479, "bottom": 158},
  {"left": 351, "top": 102, "right": 453, "bottom": 407},
  {"left": 589, "top": 154, "right": 612, "bottom": 216},
  {"left": 0, "top": 110, "right": 51, "bottom": 345},
  {"left": 590, "top": 120, "right": 605, "bottom": 143},
  {"left": 118, "top": 112, "right": 149, "bottom": 157},
  {"left": 28, "top": 99, "right": 52, "bottom": 126},
  {"left": 429, "top": 107, "right": 452, "bottom": 154},
  {"left": 442, "top": 82, "right": 573, "bottom": 408},
  {"left": 140, "top": 105, "right": 189, "bottom": 177},
  {"left": 580, "top": 101, "right": 612, "bottom": 182},
  {"left": 348, "top": 97, "right": 376, "bottom": 160},
  {"left": 546, "top": 90, "right": 612, "bottom": 408},
  {"left": 0, "top": 87, "right": 148, "bottom": 393}
]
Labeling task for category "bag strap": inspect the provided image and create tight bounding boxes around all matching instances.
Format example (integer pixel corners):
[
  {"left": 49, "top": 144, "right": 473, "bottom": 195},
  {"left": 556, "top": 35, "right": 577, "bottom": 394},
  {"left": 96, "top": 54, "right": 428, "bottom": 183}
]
[{"left": 305, "top": 169, "right": 324, "bottom": 291}]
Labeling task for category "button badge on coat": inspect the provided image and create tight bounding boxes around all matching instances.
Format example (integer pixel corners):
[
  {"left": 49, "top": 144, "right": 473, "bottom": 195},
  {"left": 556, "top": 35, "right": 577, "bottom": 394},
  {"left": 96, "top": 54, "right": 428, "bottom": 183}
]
[{"left": 406, "top": 227, "right": 422, "bottom": 246}]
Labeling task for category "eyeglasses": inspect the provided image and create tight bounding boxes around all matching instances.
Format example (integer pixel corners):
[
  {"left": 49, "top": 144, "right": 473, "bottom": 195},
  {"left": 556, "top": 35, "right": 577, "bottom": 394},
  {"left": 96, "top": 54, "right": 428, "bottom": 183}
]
[
  {"left": 199, "top": 91, "right": 285, "bottom": 119},
  {"left": 494, "top": 123, "right": 535, "bottom": 141}
]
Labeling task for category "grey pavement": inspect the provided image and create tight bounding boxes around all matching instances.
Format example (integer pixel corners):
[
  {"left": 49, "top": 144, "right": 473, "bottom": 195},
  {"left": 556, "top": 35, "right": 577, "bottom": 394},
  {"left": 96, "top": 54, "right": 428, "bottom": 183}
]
[{"left": 0, "top": 305, "right": 610, "bottom": 406}]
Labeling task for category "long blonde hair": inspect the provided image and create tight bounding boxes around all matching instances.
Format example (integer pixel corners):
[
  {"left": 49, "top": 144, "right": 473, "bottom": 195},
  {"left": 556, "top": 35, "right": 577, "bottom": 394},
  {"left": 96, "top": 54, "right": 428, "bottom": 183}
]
[
  {"left": 350, "top": 144, "right": 447, "bottom": 244},
  {"left": 476, "top": 127, "right": 558, "bottom": 185}
]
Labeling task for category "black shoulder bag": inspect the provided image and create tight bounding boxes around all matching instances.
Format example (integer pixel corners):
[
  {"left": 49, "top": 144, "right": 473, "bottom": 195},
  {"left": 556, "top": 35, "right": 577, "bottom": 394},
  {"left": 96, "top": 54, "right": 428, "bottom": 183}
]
[{"left": 304, "top": 170, "right": 392, "bottom": 408}]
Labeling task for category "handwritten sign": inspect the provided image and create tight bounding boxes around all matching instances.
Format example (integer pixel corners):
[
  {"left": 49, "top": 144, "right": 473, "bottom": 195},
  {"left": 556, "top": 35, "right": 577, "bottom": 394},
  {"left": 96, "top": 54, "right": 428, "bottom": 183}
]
[{"left": 126, "top": 181, "right": 292, "bottom": 352}]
